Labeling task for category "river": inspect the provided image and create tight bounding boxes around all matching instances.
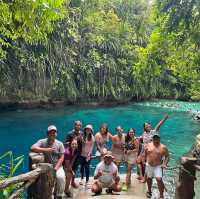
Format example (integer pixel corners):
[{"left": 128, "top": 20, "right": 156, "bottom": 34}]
[{"left": 0, "top": 100, "right": 200, "bottom": 175}]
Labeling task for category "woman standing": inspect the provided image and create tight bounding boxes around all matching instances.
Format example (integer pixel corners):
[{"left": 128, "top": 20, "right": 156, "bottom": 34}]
[
  {"left": 112, "top": 126, "right": 125, "bottom": 170},
  {"left": 95, "top": 123, "right": 112, "bottom": 160},
  {"left": 137, "top": 115, "right": 169, "bottom": 183},
  {"left": 64, "top": 139, "right": 78, "bottom": 198},
  {"left": 123, "top": 128, "right": 139, "bottom": 191},
  {"left": 79, "top": 124, "right": 95, "bottom": 186}
]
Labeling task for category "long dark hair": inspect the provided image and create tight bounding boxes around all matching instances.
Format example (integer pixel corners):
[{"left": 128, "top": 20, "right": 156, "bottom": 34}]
[
  {"left": 125, "top": 128, "right": 136, "bottom": 143},
  {"left": 143, "top": 122, "right": 149, "bottom": 131},
  {"left": 83, "top": 128, "right": 93, "bottom": 142},
  {"left": 100, "top": 123, "right": 108, "bottom": 135}
]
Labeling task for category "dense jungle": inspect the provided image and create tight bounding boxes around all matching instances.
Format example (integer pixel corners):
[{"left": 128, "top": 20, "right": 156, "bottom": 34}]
[{"left": 0, "top": 0, "right": 200, "bottom": 104}]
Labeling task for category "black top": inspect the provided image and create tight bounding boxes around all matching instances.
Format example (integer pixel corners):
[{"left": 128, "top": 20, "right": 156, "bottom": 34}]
[
  {"left": 125, "top": 135, "right": 136, "bottom": 150},
  {"left": 64, "top": 129, "right": 83, "bottom": 154}
]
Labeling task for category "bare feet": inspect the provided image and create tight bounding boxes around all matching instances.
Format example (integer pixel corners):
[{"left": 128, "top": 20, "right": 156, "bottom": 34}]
[
  {"left": 71, "top": 181, "right": 79, "bottom": 189},
  {"left": 139, "top": 177, "right": 146, "bottom": 183}
]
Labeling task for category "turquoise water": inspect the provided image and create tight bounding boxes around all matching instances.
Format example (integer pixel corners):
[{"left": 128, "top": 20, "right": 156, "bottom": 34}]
[{"left": 0, "top": 100, "right": 200, "bottom": 175}]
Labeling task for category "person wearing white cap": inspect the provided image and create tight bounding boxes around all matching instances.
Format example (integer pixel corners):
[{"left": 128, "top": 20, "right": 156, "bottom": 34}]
[
  {"left": 31, "top": 125, "right": 65, "bottom": 199},
  {"left": 91, "top": 151, "right": 121, "bottom": 195},
  {"left": 79, "top": 124, "right": 95, "bottom": 186}
]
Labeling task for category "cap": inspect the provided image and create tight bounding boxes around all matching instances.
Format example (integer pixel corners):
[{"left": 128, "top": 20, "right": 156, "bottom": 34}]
[
  {"left": 152, "top": 132, "right": 160, "bottom": 138},
  {"left": 47, "top": 125, "right": 57, "bottom": 132},
  {"left": 84, "top": 124, "right": 93, "bottom": 132},
  {"left": 104, "top": 151, "right": 114, "bottom": 159}
]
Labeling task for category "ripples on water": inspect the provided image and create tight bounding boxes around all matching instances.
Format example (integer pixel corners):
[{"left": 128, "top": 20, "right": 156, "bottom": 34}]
[{"left": 0, "top": 100, "right": 200, "bottom": 176}]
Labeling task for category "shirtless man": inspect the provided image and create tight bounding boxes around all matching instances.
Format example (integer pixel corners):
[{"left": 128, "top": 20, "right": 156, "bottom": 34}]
[
  {"left": 137, "top": 115, "right": 169, "bottom": 182},
  {"left": 144, "top": 133, "right": 169, "bottom": 199}
]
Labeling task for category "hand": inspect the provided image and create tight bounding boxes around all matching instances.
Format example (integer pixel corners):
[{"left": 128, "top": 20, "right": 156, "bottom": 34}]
[
  {"left": 86, "top": 154, "right": 91, "bottom": 162},
  {"left": 45, "top": 147, "right": 56, "bottom": 153},
  {"left": 113, "top": 171, "right": 117, "bottom": 178},
  {"left": 77, "top": 135, "right": 83, "bottom": 142},
  {"left": 161, "top": 164, "right": 167, "bottom": 169},
  {"left": 127, "top": 150, "right": 131, "bottom": 155},
  {"left": 164, "top": 115, "right": 169, "bottom": 120},
  {"left": 97, "top": 171, "right": 103, "bottom": 177},
  {"left": 114, "top": 176, "right": 120, "bottom": 184}
]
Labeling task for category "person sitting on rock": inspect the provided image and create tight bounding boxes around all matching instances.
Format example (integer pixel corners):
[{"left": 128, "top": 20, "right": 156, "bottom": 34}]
[
  {"left": 31, "top": 125, "right": 65, "bottom": 199},
  {"left": 91, "top": 151, "right": 121, "bottom": 195}
]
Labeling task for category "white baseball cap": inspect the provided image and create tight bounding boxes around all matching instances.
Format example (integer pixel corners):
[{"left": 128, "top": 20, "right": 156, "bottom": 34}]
[
  {"left": 84, "top": 124, "right": 93, "bottom": 132},
  {"left": 47, "top": 125, "right": 57, "bottom": 132}
]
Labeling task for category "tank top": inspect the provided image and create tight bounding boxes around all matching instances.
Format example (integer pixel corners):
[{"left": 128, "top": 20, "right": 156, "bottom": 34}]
[{"left": 96, "top": 133, "right": 110, "bottom": 152}]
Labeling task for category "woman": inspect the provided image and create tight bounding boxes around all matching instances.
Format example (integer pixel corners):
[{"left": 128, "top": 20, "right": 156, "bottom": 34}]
[
  {"left": 95, "top": 123, "right": 112, "bottom": 160},
  {"left": 123, "top": 128, "right": 139, "bottom": 191},
  {"left": 112, "top": 126, "right": 125, "bottom": 169},
  {"left": 137, "top": 115, "right": 169, "bottom": 183},
  {"left": 64, "top": 139, "right": 78, "bottom": 198},
  {"left": 79, "top": 124, "right": 95, "bottom": 186}
]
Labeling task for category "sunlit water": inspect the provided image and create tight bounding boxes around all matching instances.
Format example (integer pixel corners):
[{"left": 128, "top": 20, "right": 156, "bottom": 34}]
[{"left": 0, "top": 100, "right": 200, "bottom": 176}]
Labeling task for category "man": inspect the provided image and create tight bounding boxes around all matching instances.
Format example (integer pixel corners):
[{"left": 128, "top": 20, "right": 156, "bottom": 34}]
[
  {"left": 31, "top": 125, "right": 65, "bottom": 199},
  {"left": 137, "top": 115, "right": 169, "bottom": 183},
  {"left": 144, "top": 133, "right": 170, "bottom": 199},
  {"left": 92, "top": 151, "right": 121, "bottom": 195},
  {"left": 64, "top": 120, "right": 83, "bottom": 188}
]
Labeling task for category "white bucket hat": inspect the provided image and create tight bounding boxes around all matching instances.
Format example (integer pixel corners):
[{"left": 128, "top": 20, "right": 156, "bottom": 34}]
[{"left": 84, "top": 124, "right": 93, "bottom": 132}]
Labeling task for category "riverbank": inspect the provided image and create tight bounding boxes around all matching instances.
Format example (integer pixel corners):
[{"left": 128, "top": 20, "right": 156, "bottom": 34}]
[
  {"left": 1, "top": 97, "right": 200, "bottom": 112},
  {"left": 0, "top": 98, "right": 132, "bottom": 111}
]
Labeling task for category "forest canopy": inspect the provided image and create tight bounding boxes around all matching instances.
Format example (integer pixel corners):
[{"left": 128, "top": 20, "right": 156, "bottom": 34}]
[{"left": 0, "top": 0, "right": 200, "bottom": 103}]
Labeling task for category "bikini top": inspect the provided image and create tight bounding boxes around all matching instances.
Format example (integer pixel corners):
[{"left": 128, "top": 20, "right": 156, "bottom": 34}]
[
  {"left": 125, "top": 138, "right": 136, "bottom": 150},
  {"left": 97, "top": 133, "right": 110, "bottom": 150}
]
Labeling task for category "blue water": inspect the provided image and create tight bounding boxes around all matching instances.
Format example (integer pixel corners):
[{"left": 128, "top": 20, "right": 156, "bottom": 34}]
[{"left": 0, "top": 100, "right": 200, "bottom": 175}]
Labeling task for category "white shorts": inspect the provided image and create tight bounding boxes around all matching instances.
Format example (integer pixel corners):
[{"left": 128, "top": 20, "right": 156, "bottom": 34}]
[
  {"left": 99, "top": 175, "right": 113, "bottom": 188},
  {"left": 125, "top": 153, "right": 137, "bottom": 164},
  {"left": 146, "top": 163, "right": 163, "bottom": 178}
]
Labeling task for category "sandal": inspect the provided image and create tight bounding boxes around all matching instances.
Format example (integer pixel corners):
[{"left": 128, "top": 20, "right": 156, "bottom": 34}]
[
  {"left": 94, "top": 191, "right": 102, "bottom": 195},
  {"left": 106, "top": 188, "right": 113, "bottom": 194},
  {"left": 146, "top": 191, "right": 152, "bottom": 198},
  {"left": 122, "top": 183, "right": 128, "bottom": 191},
  {"left": 65, "top": 191, "right": 73, "bottom": 198}
]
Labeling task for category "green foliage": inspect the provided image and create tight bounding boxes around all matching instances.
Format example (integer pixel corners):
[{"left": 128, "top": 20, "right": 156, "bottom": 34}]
[
  {"left": 0, "top": 151, "right": 24, "bottom": 199},
  {"left": 0, "top": 0, "right": 67, "bottom": 59},
  {"left": 0, "top": 0, "right": 200, "bottom": 102}
]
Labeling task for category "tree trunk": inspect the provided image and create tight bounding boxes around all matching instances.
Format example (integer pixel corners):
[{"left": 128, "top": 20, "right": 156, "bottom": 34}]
[{"left": 28, "top": 153, "right": 56, "bottom": 199}]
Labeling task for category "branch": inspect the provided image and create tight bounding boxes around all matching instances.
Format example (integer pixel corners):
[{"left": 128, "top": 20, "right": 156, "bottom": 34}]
[
  {"left": 0, "top": 163, "right": 53, "bottom": 189},
  {"left": 8, "top": 179, "right": 36, "bottom": 199}
]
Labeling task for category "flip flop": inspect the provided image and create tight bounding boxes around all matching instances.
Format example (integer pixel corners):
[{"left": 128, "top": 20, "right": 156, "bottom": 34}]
[
  {"left": 146, "top": 191, "right": 152, "bottom": 198},
  {"left": 106, "top": 188, "right": 113, "bottom": 194},
  {"left": 122, "top": 184, "right": 128, "bottom": 191}
]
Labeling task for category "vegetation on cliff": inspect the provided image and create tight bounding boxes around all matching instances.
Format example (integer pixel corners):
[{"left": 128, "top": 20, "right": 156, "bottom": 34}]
[{"left": 0, "top": 0, "right": 200, "bottom": 103}]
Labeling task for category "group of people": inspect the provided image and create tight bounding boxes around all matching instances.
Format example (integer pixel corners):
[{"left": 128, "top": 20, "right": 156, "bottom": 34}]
[
  {"left": 187, "top": 108, "right": 200, "bottom": 121},
  {"left": 31, "top": 115, "right": 170, "bottom": 199}
]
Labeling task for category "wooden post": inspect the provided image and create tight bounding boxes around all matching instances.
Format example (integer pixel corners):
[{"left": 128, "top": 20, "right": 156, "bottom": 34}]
[
  {"left": 175, "top": 157, "right": 197, "bottom": 199},
  {"left": 28, "top": 153, "right": 56, "bottom": 199}
]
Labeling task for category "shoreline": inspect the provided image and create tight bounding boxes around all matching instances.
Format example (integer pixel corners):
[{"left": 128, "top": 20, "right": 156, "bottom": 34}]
[
  {"left": 0, "top": 99, "right": 132, "bottom": 111},
  {"left": 0, "top": 97, "right": 198, "bottom": 111}
]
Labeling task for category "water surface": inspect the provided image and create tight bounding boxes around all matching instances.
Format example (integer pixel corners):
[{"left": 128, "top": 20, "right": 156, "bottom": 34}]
[{"left": 0, "top": 100, "right": 200, "bottom": 174}]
